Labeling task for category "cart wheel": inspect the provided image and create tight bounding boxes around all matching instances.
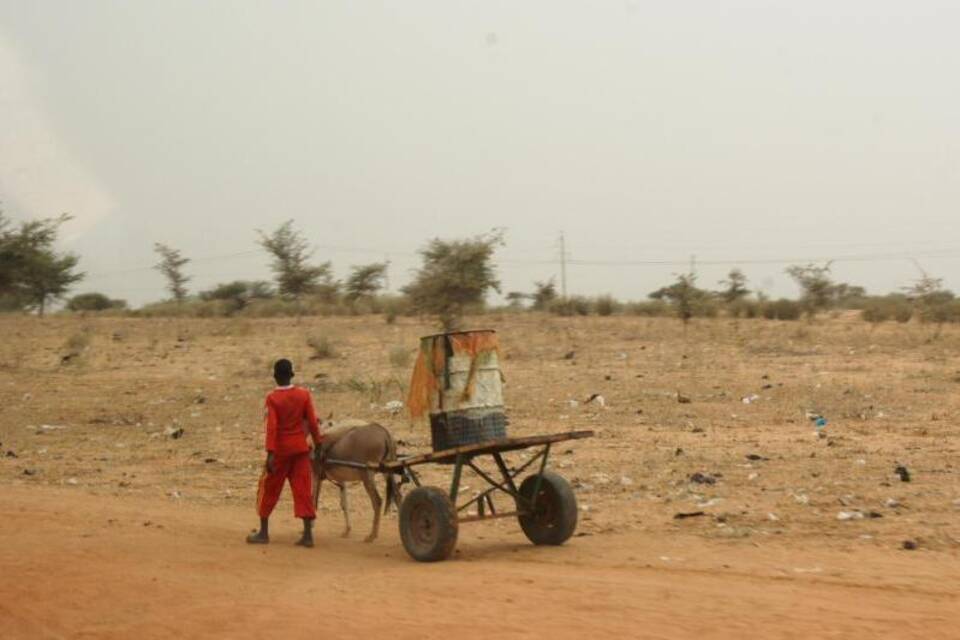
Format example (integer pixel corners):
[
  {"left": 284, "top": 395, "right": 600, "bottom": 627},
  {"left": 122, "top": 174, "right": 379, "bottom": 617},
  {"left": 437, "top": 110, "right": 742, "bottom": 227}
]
[
  {"left": 517, "top": 471, "right": 578, "bottom": 546},
  {"left": 399, "top": 486, "right": 458, "bottom": 562}
]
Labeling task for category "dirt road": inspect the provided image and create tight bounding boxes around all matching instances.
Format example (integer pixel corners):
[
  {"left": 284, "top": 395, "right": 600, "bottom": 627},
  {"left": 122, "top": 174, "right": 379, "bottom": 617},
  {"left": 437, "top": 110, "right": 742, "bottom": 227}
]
[{"left": 1, "top": 486, "right": 956, "bottom": 640}]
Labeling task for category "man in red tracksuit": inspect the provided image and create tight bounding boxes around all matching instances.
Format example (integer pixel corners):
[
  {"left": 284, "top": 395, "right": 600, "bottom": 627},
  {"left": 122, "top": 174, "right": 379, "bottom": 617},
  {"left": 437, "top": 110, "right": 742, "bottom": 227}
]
[{"left": 246, "top": 358, "right": 323, "bottom": 547}]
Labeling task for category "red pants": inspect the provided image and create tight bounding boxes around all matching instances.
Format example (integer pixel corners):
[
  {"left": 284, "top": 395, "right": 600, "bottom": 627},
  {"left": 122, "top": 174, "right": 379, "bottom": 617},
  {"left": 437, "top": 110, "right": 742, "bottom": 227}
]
[{"left": 256, "top": 451, "right": 315, "bottom": 519}]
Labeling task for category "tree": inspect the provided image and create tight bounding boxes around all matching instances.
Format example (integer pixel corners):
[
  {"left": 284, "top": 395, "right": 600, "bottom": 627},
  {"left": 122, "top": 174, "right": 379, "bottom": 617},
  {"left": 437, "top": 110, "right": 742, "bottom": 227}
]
[
  {"left": 785, "top": 263, "right": 834, "bottom": 319},
  {"left": 200, "top": 280, "right": 273, "bottom": 314},
  {"left": 0, "top": 213, "right": 83, "bottom": 316},
  {"left": 903, "top": 274, "right": 954, "bottom": 337},
  {"left": 718, "top": 269, "right": 750, "bottom": 304},
  {"left": 153, "top": 243, "right": 190, "bottom": 303},
  {"left": 19, "top": 246, "right": 84, "bottom": 316},
  {"left": 829, "top": 282, "right": 868, "bottom": 309},
  {"left": 649, "top": 273, "right": 707, "bottom": 324},
  {"left": 67, "top": 292, "right": 127, "bottom": 312},
  {"left": 0, "top": 207, "right": 15, "bottom": 295},
  {"left": 344, "top": 263, "right": 387, "bottom": 302},
  {"left": 256, "top": 220, "right": 336, "bottom": 301},
  {"left": 532, "top": 279, "right": 558, "bottom": 310},
  {"left": 505, "top": 291, "right": 531, "bottom": 309},
  {"left": 402, "top": 230, "right": 504, "bottom": 330}
]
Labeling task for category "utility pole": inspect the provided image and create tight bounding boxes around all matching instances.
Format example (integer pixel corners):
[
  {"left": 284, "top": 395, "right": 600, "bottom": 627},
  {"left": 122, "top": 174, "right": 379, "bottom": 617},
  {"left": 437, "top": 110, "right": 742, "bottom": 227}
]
[
  {"left": 689, "top": 254, "right": 697, "bottom": 277},
  {"left": 559, "top": 232, "right": 568, "bottom": 298},
  {"left": 383, "top": 256, "right": 391, "bottom": 293}
]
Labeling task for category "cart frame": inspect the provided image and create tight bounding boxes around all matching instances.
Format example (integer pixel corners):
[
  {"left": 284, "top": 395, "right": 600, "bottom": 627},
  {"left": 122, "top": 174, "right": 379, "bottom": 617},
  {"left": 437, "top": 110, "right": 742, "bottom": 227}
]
[
  {"left": 324, "top": 429, "right": 593, "bottom": 561},
  {"left": 379, "top": 430, "right": 593, "bottom": 522}
]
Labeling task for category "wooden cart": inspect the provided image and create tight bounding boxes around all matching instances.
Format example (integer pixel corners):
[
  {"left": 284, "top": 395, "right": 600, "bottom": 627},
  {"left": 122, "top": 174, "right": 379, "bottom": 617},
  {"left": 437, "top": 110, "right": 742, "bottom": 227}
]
[{"left": 376, "top": 430, "right": 593, "bottom": 562}]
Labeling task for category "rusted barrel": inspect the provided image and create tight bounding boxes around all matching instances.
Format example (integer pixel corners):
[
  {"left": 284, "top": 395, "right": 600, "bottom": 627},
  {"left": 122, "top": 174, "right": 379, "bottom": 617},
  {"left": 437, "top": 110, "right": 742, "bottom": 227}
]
[{"left": 407, "top": 329, "right": 508, "bottom": 451}]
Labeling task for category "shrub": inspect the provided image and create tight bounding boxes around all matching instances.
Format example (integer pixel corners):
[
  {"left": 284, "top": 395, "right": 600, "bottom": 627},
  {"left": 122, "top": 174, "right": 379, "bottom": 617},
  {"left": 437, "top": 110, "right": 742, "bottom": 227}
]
[
  {"left": 649, "top": 273, "right": 709, "bottom": 323},
  {"left": 389, "top": 346, "right": 411, "bottom": 368},
  {"left": 200, "top": 281, "right": 273, "bottom": 314},
  {"left": 532, "top": 279, "right": 558, "bottom": 310},
  {"left": 624, "top": 300, "right": 669, "bottom": 317},
  {"left": 306, "top": 335, "right": 337, "bottom": 360},
  {"left": 135, "top": 299, "right": 226, "bottom": 318},
  {"left": 894, "top": 304, "right": 913, "bottom": 323},
  {"left": 861, "top": 302, "right": 890, "bottom": 325},
  {"left": 861, "top": 296, "right": 913, "bottom": 325},
  {"left": 60, "top": 329, "right": 92, "bottom": 365},
  {"left": 67, "top": 292, "right": 126, "bottom": 312},
  {"left": 548, "top": 296, "right": 592, "bottom": 316},
  {"left": 727, "top": 299, "right": 760, "bottom": 319},
  {"left": 593, "top": 295, "right": 620, "bottom": 317},
  {"left": 762, "top": 298, "right": 802, "bottom": 321}
]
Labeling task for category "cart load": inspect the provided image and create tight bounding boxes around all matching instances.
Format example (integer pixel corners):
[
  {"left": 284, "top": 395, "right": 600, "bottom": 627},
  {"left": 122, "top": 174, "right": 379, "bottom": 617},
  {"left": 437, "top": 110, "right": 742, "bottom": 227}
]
[{"left": 407, "top": 329, "right": 508, "bottom": 451}]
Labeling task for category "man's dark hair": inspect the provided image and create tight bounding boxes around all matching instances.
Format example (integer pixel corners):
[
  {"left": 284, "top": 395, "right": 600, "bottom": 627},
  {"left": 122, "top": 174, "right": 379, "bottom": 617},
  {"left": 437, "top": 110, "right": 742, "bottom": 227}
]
[{"left": 273, "top": 358, "right": 294, "bottom": 382}]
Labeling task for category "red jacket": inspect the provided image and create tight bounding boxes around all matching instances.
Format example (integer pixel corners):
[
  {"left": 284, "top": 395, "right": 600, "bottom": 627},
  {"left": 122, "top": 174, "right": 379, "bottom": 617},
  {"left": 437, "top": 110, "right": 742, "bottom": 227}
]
[{"left": 264, "top": 386, "right": 321, "bottom": 455}]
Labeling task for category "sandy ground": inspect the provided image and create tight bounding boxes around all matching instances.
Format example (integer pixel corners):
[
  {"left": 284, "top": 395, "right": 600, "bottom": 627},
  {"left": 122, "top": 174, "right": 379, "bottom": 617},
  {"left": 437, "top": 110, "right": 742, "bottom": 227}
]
[
  {"left": 2, "top": 487, "right": 957, "bottom": 639},
  {"left": 1, "top": 313, "right": 959, "bottom": 638}
]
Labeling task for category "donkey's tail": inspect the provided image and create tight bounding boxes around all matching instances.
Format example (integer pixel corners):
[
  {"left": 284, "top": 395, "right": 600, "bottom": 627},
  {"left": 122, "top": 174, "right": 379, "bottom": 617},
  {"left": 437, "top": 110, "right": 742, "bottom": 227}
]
[
  {"left": 384, "top": 473, "right": 398, "bottom": 515},
  {"left": 380, "top": 425, "right": 400, "bottom": 515}
]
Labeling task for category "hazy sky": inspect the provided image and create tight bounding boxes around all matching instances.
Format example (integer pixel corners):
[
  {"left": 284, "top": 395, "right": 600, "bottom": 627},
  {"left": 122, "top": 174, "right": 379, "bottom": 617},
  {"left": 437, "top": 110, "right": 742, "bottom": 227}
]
[{"left": 1, "top": 1, "right": 958, "bottom": 305}]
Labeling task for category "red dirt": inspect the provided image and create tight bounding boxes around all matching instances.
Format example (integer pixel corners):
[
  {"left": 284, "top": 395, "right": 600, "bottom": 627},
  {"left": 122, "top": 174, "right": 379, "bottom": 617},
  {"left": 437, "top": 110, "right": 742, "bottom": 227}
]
[
  {"left": 2, "top": 314, "right": 959, "bottom": 638},
  {"left": 2, "top": 486, "right": 957, "bottom": 640}
]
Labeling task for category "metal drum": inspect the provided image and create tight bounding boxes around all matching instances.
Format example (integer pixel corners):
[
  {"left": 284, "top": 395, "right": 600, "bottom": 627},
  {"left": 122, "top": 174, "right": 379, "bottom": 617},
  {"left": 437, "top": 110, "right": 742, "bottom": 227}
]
[{"left": 407, "top": 330, "right": 508, "bottom": 452}]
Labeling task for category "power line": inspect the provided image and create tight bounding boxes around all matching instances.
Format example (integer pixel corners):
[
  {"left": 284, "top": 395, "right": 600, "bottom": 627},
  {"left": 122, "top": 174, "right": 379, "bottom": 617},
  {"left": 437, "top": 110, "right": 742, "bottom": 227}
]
[
  {"left": 80, "top": 239, "right": 960, "bottom": 292},
  {"left": 567, "top": 248, "right": 960, "bottom": 267}
]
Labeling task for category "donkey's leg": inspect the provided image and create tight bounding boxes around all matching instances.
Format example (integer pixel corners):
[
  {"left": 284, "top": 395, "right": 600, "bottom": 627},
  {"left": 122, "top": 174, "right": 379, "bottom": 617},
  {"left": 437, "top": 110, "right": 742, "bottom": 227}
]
[
  {"left": 361, "top": 471, "right": 383, "bottom": 543},
  {"left": 312, "top": 473, "right": 323, "bottom": 511},
  {"left": 339, "top": 484, "right": 352, "bottom": 538}
]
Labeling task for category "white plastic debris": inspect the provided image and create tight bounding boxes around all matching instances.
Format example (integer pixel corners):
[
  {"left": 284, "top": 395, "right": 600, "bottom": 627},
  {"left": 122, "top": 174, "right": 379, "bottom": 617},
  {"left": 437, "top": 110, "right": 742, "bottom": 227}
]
[
  {"left": 793, "top": 567, "right": 822, "bottom": 574},
  {"left": 837, "top": 511, "right": 865, "bottom": 521},
  {"left": 741, "top": 394, "right": 760, "bottom": 405},
  {"left": 589, "top": 395, "right": 607, "bottom": 408},
  {"left": 592, "top": 472, "right": 611, "bottom": 485},
  {"left": 384, "top": 400, "right": 404, "bottom": 415}
]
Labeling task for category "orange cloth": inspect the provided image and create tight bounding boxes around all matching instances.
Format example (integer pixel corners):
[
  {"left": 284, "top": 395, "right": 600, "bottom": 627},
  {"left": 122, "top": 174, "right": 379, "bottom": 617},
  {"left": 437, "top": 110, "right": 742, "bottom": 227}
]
[
  {"left": 264, "top": 386, "right": 321, "bottom": 454},
  {"left": 255, "top": 452, "right": 315, "bottom": 519},
  {"left": 407, "top": 331, "right": 502, "bottom": 419}
]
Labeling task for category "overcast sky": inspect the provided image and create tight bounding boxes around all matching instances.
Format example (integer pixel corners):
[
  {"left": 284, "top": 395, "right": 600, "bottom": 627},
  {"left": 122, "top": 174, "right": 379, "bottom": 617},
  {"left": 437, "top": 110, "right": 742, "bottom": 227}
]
[{"left": 1, "top": 1, "right": 958, "bottom": 306}]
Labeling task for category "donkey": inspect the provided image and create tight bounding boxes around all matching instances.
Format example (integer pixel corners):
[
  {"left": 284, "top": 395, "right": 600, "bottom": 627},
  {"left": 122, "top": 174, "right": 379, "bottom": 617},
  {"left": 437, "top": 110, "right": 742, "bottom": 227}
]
[{"left": 312, "top": 419, "right": 401, "bottom": 542}]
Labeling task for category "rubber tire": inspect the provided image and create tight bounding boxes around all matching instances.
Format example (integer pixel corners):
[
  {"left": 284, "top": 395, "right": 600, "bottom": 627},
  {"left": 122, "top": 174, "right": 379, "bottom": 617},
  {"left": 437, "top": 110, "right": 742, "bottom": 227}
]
[
  {"left": 399, "top": 486, "right": 459, "bottom": 562},
  {"left": 517, "top": 471, "right": 578, "bottom": 545}
]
